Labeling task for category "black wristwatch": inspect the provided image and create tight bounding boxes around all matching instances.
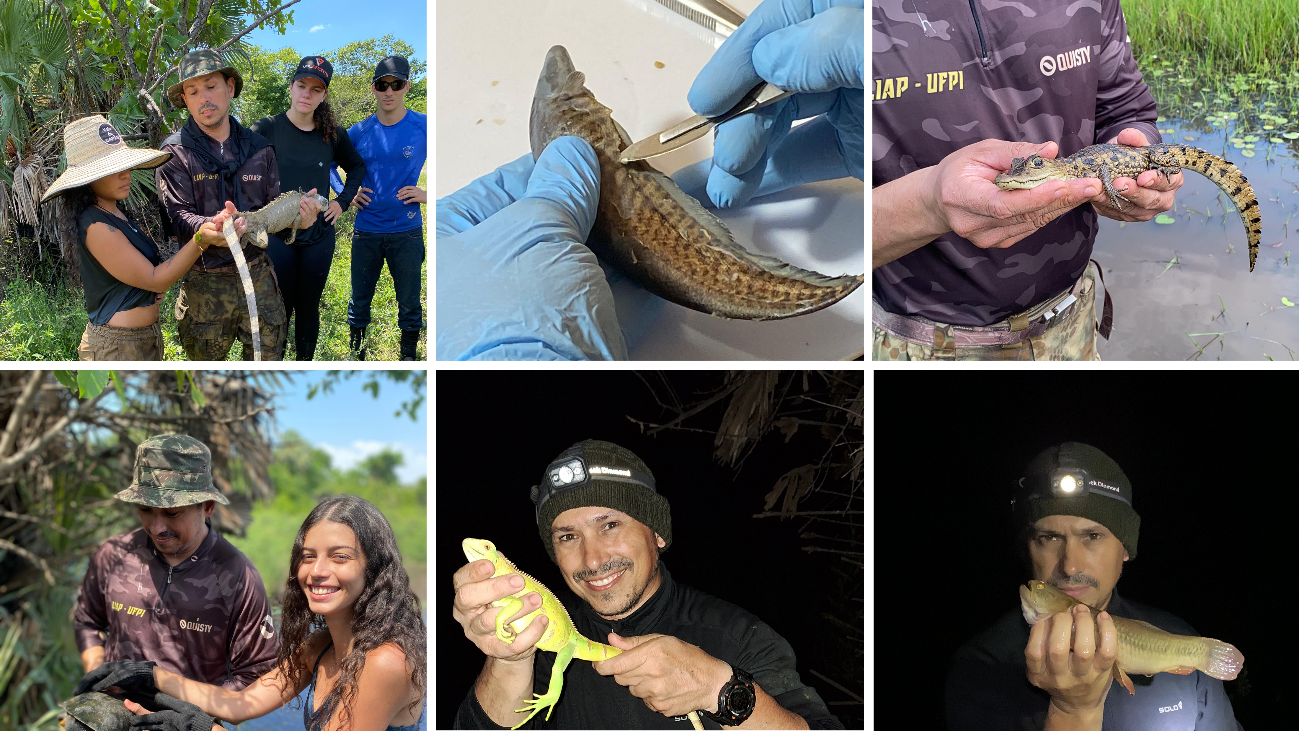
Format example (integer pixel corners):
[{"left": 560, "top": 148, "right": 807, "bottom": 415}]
[{"left": 703, "top": 665, "right": 756, "bottom": 726}]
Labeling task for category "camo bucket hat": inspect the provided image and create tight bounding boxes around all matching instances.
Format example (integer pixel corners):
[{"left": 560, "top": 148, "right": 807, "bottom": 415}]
[
  {"left": 166, "top": 48, "right": 243, "bottom": 109},
  {"left": 115, "top": 434, "right": 229, "bottom": 507}
]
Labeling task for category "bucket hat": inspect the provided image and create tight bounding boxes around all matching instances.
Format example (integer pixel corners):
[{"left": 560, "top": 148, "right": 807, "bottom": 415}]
[
  {"left": 166, "top": 48, "right": 243, "bottom": 109},
  {"left": 115, "top": 434, "right": 229, "bottom": 507},
  {"left": 40, "top": 116, "right": 170, "bottom": 203}
]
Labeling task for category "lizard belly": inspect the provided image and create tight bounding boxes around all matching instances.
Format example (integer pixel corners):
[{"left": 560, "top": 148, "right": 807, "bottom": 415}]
[{"left": 222, "top": 218, "right": 262, "bottom": 361}]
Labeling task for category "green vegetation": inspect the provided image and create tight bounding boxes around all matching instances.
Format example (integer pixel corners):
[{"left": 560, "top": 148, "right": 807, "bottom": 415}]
[
  {"left": 1, "top": 0, "right": 426, "bottom": 361},
  {"left": 0, "top": 161, "right": 427, "bottom": 361},
  {"left": 228, "top": 431, "right": 427, "bottom": 606},
  {"left": 1123, "top": 0, "right": 1299, "bottom": 159}
]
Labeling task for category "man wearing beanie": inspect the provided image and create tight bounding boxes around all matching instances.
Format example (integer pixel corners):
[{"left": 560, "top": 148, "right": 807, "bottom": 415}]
[
  {"left": 453, "top": 439, "right": 841, "bottom": 729},
  {"left": 945, "top": 443, "right": 1240, "bottom": 730}
]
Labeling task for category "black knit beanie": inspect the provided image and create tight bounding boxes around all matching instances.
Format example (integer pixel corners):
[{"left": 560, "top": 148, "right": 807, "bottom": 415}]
[
  {"left": 531, "top": 439, "right": 672, "bottom": 565},
  {"left": 1013, "top": 442, "right": 1141, "bottom": 559}
]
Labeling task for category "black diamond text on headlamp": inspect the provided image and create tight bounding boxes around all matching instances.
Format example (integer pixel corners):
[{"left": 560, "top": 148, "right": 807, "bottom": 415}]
[
  {"left": 530, "top": 453, "right": 658, "bottom": 525},
  {"left": 1008, "top": 446, "right": 1132, "bottom": 514},
  {"left": 1012, "top": 467, "right": 1131, "bottom": 510}
]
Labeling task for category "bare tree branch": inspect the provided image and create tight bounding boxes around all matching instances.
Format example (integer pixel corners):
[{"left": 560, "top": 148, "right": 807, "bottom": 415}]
[
  {"left": 52, "top": 0, "right": 94, "bottom": 113},
  {"left": 0, "top": 371, "right": 43, "bottom": 457},
  {"left": 214, "top": 0, "right": 301, "bottom": 53},
  {"left": 0, "top": 388, "right": 111, "bottom": 478},
  {"left": 0, "top": 537, "right": 55, "bottom": 585}
]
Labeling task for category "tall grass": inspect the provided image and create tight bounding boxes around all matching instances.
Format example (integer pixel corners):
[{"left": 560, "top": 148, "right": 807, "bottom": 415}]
[{"left": 1125, "top": 0, "right": 1299, "bottom": 78}]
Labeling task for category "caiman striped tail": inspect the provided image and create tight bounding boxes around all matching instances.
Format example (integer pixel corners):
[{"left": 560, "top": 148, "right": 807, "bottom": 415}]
[{"left": 1163, "top": 144, "right": 1261, "bottom": 271}]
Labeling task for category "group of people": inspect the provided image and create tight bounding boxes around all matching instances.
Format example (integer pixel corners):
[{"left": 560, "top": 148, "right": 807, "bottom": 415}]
[
  {"left": 42, "top": 50, "right": 427, "bottom": 361},
  {"left": 72, "top": 434, "right": 425, "bottom": 730}
]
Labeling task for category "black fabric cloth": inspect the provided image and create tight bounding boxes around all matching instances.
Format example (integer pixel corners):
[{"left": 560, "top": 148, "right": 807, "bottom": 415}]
[
  {"left": 267, "top": 231, "right": 336, "bottom": 360},
  {"left": 177, "top": 115, "right": 269, "bottom": 220},
  {"left": 76, "top": 207, "right": 160, "bottom": 325}
]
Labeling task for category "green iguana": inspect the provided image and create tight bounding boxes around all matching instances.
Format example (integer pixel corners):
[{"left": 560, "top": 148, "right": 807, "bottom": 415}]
[
  {"left": 219, "top": 190, "right": 328, "bottom": 360},
  {"left": 461, "top": 537, "right": 705, "bottom": 730}
]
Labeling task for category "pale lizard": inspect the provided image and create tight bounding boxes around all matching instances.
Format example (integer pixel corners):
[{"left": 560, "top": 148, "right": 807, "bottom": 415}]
[{"left": 220, "top": 190, "right": 328, "bottom": 360}]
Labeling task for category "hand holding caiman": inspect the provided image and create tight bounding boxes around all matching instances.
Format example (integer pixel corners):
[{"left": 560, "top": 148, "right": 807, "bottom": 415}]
[
  {"left": 995, "top": 143, "right": 1261, "bottom": 271},
  {"left": 1020, "top": 580, "right": 1243, "bottom": 695}
]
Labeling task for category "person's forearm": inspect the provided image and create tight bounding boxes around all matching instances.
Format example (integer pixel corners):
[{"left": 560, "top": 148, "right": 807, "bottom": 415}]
[
  {"left": 80, "top": 646, "right": 105, "bottom": 674},
  {"left": 1042, "top": 702, "right": 1104, "bottom": 731},
  {"left": 474, "top": 655, "right": 536, "bottom": 728},
  {"left": 146, "top": 236, "right": 206, "bottom": 291},
  {"left": 731, "top": 683, "right": 809, "bottom": 729},
  {"left": 155, "top": 666, "right": 255, "bottom": 722},
  {"left": 872, "top": 166, "right": 949, "bottom": 268}
]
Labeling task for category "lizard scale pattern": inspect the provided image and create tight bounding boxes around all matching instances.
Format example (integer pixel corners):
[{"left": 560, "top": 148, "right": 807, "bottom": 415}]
[
  {"left": 530, "top": 45, "right": 862, "bottom": 319},
  {"left": 461, "top": 538, "right": 705, "bottom": 730},
  {"left": 994, "top": 143, "right": 1261, "bottom": 271},
  {"left": 220, "top": 190, "right": 329, "bottom": 360}
]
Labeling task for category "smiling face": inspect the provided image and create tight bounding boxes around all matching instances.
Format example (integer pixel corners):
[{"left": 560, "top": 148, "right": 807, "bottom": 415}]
[
  {"left": 297, "top": 521, "right": 367, "bottom": 618},
  {"left": 551, "top": 506, "right": 665, "bottom": 620},
  {"left": 1027, "top": 514, "right": 1130, "bottom": 610}
]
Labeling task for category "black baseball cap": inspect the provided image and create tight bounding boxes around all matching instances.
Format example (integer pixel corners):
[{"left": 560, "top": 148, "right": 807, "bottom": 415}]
[
  {"left": 292, "top": 56, "right": 333, "bottom": 88},
  {"left": 373, "top": 55, "right": 410, "bottom": 82}
]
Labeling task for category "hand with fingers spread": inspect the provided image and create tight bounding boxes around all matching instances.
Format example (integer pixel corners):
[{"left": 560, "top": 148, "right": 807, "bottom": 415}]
[{"left": 1089, "top": 128, "right": 1184, "bottom": 222}]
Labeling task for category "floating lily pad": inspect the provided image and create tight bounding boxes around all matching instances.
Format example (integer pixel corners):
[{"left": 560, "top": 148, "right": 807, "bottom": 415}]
[
  {"left": 1242, "top": 149, "right": 1256, "bottom": 157},
  {"left": 1244, "top": 135, "right": 1260, "bottom": 142},
  {"left": 1155, "top": 214, "right": 1176, "bottom": 224},
  {"left": 1271, "top": 137, "right": 1285, "bottom": 144},
  {"left": 1264, "top": 125, "right": 1275, "bottom": 130},
  {"left": 1229, "top": 137, "right": 1244, "bottom": 143},
  {"left": 1285, "top": 132, "right": 1299, "bottom": 140},
  {"left": 1156, "top": 116, "right": 1166, "bottom": 122},
  {"left": 1184, "top": 136, "right": 1197, "bottom": 142}
]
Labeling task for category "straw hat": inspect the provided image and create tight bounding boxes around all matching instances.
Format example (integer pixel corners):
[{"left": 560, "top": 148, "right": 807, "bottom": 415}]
[{"left": 41, "top": 115, "right": 171, "bottom": 203}]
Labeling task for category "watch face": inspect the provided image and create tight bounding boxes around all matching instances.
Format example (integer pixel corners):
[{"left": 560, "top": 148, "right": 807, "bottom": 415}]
[{"left": 729, "top": 685, "right": 755, "bottom": 712}]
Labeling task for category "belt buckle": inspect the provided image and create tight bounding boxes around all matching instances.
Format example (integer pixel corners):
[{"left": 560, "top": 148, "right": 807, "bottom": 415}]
[{"left": 1041, "top": 294, "right": 1078, "bottom": 324}]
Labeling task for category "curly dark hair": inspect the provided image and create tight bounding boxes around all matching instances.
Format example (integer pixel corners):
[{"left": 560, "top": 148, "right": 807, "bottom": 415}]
[
  {"left": 313, "top": 98, "right": 338, "bottom": 145},
  {"left": 277, "top": 495, "right": 425, "bottom": 728}
]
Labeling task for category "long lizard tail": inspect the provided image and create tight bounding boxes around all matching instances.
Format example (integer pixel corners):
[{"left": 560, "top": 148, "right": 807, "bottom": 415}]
[
  {"left": 222, "top": 218, "right": 263, "bottom": 360},
  {"left": 1164, "top": 144, "right": 1261, "bottom": 272}
]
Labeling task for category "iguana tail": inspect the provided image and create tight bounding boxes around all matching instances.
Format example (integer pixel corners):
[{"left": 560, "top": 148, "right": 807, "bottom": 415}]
[{"left": 220, "top": 220, "right": 261, "bottom": 363}]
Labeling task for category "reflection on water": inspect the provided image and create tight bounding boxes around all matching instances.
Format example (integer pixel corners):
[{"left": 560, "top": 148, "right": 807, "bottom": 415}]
[{"left": 236, "top": 611, "right": 428, "bottom": 731}]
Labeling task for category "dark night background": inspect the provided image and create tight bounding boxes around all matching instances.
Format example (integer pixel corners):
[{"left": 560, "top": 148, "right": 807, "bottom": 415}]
[
  {"left": 875, "top": 371, "right": 1280, "bottom": 729},
  {"left": 436, "top": 371, "right": 863, "bottom": 729}
]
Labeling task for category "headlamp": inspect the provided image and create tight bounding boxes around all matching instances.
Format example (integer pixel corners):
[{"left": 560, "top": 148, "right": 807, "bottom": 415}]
[
  {"left": 1012, "top": 464, "right": 1132, "bottom": 511},
  {"left": 1050, "top": 468, "right": 1086, "bottom": 496},
  {"left": 530, "top": 449, "right": 658, "bottom": 525}
]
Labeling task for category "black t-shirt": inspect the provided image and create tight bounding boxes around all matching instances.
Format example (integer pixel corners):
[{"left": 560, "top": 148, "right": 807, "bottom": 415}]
[{"left": 77, "top": 206, "right": 160, "bottom": 325}]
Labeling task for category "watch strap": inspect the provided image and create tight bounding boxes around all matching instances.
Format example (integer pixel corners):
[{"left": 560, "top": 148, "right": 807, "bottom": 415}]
[{"left": 703, "top": 665, "right": 756, "bottom": 726}]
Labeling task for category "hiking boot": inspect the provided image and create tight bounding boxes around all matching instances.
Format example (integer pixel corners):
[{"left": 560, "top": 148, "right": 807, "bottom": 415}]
[
  {"left": 349, "top": 326, "right": 367, "bottom": 361},
  {"left": 400, "top": 329, "right": 420, "bottom": 361}
]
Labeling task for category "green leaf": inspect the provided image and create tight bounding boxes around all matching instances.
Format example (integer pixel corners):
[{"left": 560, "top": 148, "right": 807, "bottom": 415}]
[
  {"left": 1158, "top": 256, "right": 1179, "bottom": 277},
  {"left": 1155, "top": 214, "right": 1176, "bottom": 224},
  {"left": 1284, "top": 297, "right": 1295, "bottom": 307},
  {"left": 77, "top": 371, "right": 110, "bottom": 399},
  {"left": 1271, "top": 138, "right": 1285, "bottom": 144},
  {"left": 51, "top": 368, "right": 76, "bottom": 392},
  {"left": 1285, "top": 132, "right": 1299, "bottom": 140},
  {"left": 110, "top": 371, "right": 128, "bottom": 407},
  {"left": 1242, "top": 149, "right": 1256, "bottom": 157},
  {"left": 186, "top": 371, "right": 206, "bottom": 408}
]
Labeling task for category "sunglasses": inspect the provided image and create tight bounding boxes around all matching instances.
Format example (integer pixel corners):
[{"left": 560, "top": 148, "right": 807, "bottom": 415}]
[{"left": 373, "top": 79, "right": 406, "bottom": 92}]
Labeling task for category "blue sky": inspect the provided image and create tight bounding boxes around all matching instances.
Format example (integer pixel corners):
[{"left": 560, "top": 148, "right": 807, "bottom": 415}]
[
  {"left": 242, "top": 0, "right": 427, "bottom": 72},
  {"left": 272, "top": 371, "right": 427, "bottom": 484}
]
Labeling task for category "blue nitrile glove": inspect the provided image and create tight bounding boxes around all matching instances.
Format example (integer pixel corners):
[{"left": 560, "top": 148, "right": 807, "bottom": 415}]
[
  {"left": 435, "top": 136, "right": 629, "bottom": 360},
  {"left": 675, "top": 0, "right": 865, "bottom": 209},
  {"left": 329, "top": 163, "right": 344, "bottom": 196}
]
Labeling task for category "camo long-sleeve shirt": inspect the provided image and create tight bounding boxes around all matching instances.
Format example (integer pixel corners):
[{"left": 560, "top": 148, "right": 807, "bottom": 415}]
[
  {"left": 872, "top": 0, "right": 1160, "bottom": 326},
  {"left": 73, "top": 524, "right": 279, "bottom": 690}
]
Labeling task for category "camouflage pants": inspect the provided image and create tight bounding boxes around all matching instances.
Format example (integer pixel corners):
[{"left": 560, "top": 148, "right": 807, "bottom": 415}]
[
  {"left": 873, "top": 265, "right": 1101, "bottom": 361},
  {"left": 78, "top": 321, "right": 164, "bottom": 360},
  {"left": 175, "top": 253, "right": 287, "bottom": 361}
]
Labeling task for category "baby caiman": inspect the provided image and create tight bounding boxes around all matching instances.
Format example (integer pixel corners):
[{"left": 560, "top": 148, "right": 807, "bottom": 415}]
[
  {"left": 994, "top": 143, "right": 1261, "bottom": 271},
  {"left": 529, "top": 45, "right": 862, "bottom": 320}
]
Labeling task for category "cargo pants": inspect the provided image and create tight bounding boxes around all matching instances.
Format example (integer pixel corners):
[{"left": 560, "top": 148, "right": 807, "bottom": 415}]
[
  {"left": 78, "top": 321, "right": 165, "bottom": 360},
  {"left": 873, "top": 265, "right": 1102, "bottom": 361},
  {"left": 175, "top": 253, "right": 287, "bottom": 361}
]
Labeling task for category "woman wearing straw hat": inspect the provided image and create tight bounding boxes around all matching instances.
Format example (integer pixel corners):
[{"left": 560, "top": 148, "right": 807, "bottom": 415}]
[{"left": 43, "top": 115, "right": 246, "bottom": 360}]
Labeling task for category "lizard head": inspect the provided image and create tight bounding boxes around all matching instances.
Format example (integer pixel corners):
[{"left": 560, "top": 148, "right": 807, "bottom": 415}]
[
  {"left": 994, "top": 154, "right": 1061, "bottom": 190},
  {"left": 462, "top": 538, "right": 498, "bottom": 565}
]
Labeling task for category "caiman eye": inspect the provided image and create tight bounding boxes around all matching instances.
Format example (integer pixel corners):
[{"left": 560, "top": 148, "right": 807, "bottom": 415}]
[{"left": 1032, "top": 159, "right": 1044, "bottom": 168}]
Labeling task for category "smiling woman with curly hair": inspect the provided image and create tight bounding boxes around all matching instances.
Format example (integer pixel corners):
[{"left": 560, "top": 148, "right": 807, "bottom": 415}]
[{"left": 122, "top": 495, "right": 426, "bottom": 730}]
